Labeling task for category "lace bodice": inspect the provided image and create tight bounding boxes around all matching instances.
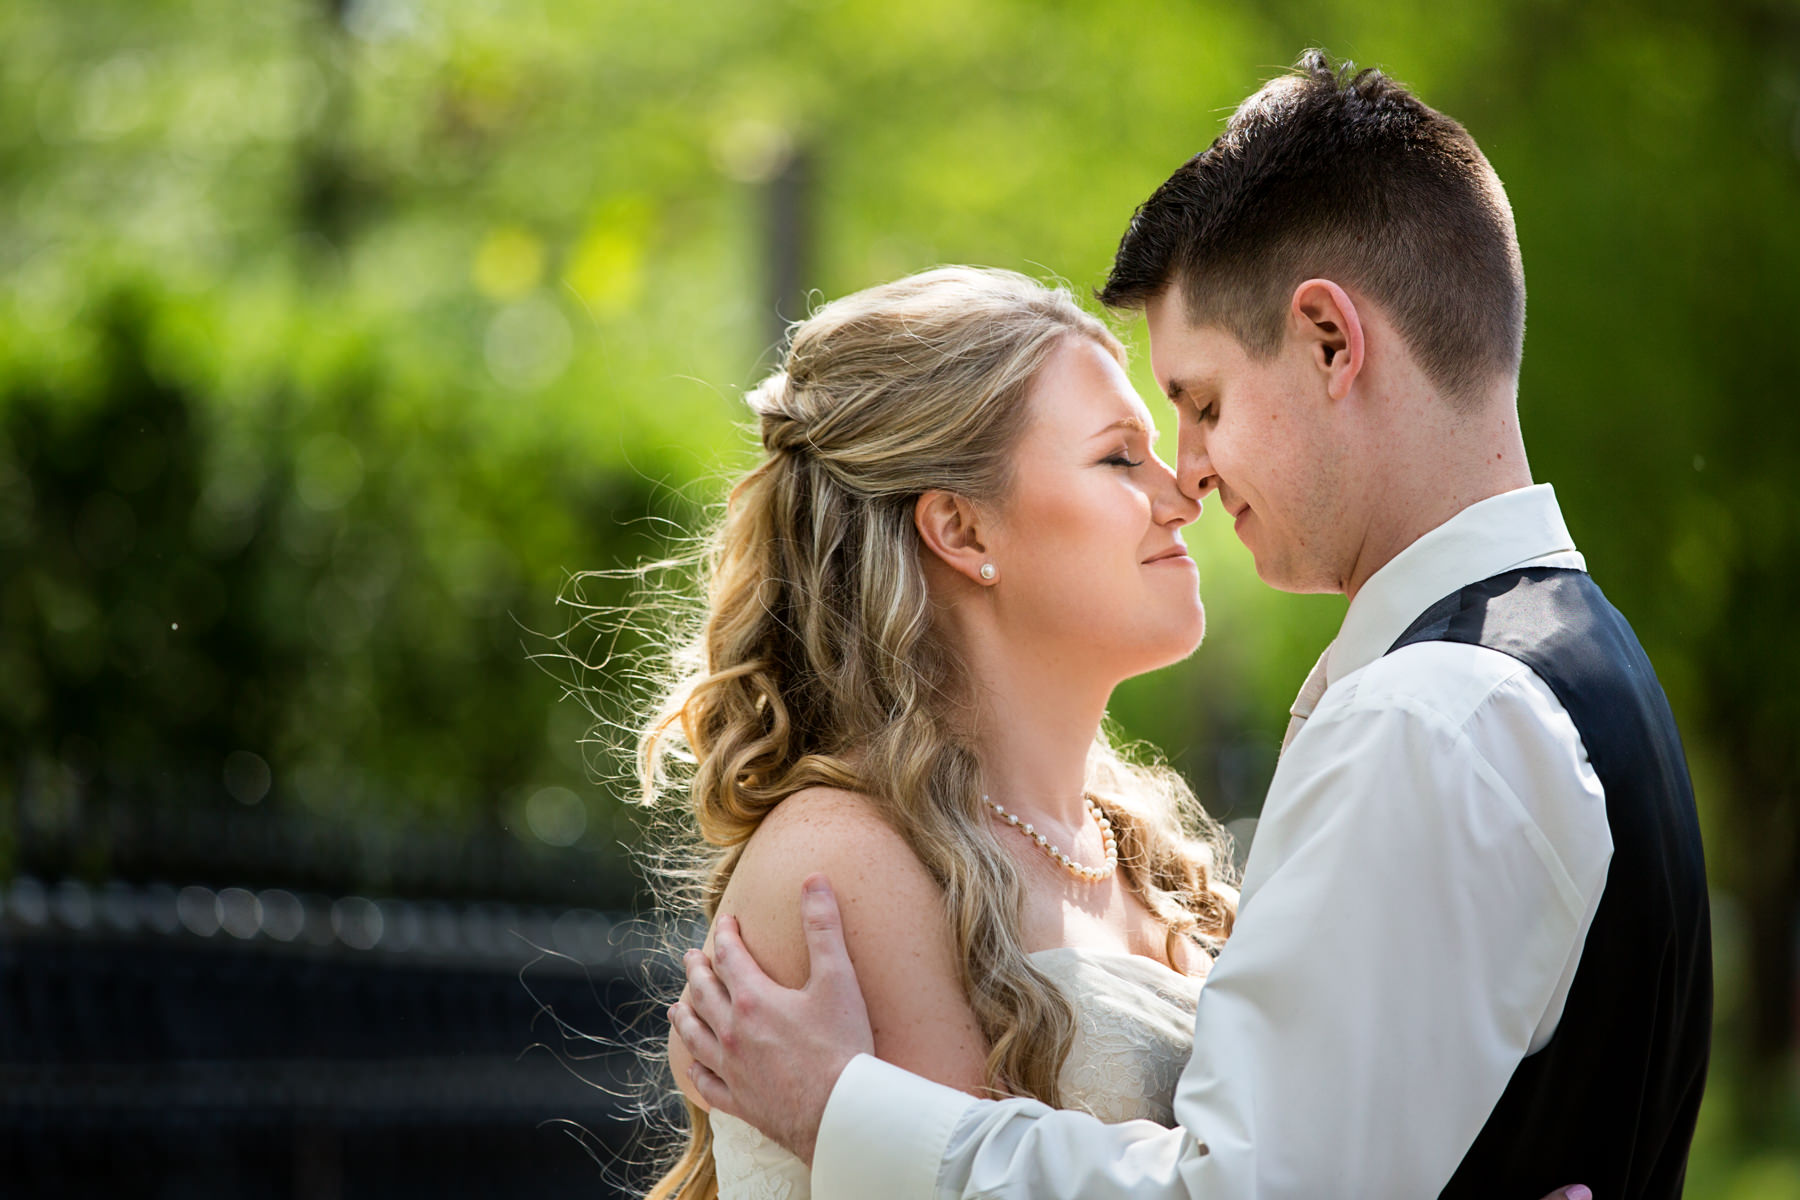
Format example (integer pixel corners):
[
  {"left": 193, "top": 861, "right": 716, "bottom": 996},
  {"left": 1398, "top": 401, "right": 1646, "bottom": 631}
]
[{"left": 710, "top": 946, "right": 1203, "bottom": 1198}]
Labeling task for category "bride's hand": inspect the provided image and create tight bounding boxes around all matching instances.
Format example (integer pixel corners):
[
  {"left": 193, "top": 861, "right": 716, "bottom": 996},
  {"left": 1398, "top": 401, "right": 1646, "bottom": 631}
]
[
  {"left": 1540, "top": 1188, "right": 1591, "bottom": 1199},
  {"left": 670, "top": 874, "right": 874, "bottom": 1165}
]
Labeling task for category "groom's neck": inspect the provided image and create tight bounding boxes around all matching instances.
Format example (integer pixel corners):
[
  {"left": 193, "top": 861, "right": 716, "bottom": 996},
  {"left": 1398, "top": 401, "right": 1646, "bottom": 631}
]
[{"left": 1341, "top": 382, "right": 1533, "bottom": 602}]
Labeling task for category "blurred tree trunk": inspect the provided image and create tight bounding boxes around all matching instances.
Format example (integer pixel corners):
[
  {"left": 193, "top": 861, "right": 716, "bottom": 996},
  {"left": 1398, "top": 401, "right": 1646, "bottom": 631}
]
[
  {"left": 1725, "top": 732, "right": 1800, "bottom": 1116},
  {"left": 766, "top": 147, "right": 814, "bottom": 354}
]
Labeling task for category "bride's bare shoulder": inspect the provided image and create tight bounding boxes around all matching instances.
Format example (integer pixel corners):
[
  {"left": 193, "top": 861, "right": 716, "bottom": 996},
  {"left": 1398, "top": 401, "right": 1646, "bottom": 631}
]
[
  {"left": 719, "top": 787, "right": 942, "bottom": 980},
  {"left": 691, "top": 785, "right": 986, "bottom": 1096},
  {"left": 738, "top": 785, "right": 922, "bottom": 876}
]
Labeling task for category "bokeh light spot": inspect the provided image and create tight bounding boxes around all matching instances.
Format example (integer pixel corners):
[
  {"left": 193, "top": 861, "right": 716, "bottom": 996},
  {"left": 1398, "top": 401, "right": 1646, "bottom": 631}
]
[
  {"left": 712, "top": 117, "right": 796, "bottom": 184},
  {"left": 484, "top": 295, "right": 572, "bottom": 391},
  {"left": 177, "top": 886, "right": 220, "bottom": 937},
  {"left": 294, "top": 434, "right": 365, "bottom": 512},
  {"left": 331, "top": 895, "right": 384, "bottom": 950},
  {"left": 216, "top": 887, "right": 262, "bottom": 939},
  {"left": 473, "top": 225, "right": 546, "bottom": 300},
  {"left": 525, "top": 785, "right": 587, "bottom": 847},
  {"left": 223, "top": 750, "right": 272, "bottom": 805}
]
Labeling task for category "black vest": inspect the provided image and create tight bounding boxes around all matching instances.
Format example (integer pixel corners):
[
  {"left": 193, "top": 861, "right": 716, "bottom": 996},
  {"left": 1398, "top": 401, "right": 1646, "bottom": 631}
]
[{"left": 1386, "top": 568, "right": 1711, "bottom": 1200}]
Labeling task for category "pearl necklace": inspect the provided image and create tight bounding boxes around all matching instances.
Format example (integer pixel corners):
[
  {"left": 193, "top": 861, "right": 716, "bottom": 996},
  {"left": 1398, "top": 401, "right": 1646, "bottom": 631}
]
[{"left": 983, "top": 794, "right": 1118, "bottom": 884}]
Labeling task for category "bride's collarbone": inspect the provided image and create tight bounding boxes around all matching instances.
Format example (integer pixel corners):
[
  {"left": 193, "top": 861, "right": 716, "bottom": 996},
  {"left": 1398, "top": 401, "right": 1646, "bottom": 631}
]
[{"left": 1016, "top": 890, "right": 1190, "bottom": 976}]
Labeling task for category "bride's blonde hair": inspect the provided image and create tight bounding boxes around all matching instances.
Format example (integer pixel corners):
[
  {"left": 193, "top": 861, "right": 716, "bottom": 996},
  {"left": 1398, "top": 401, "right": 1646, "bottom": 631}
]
[{"left": 633, "top": 267, "right": 1234, "bottom": 1200}]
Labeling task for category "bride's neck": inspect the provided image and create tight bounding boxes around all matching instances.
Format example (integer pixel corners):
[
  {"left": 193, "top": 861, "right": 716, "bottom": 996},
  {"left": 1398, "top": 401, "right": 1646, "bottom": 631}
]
[{"left": 963, "top": 638, "right": 1111, "bottom": 830}]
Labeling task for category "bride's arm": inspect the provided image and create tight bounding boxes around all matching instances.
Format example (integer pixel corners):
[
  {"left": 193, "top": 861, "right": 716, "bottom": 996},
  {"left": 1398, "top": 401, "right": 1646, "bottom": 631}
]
[{"left": 668, "top": 786, "right": 989, "bottom": 1110}]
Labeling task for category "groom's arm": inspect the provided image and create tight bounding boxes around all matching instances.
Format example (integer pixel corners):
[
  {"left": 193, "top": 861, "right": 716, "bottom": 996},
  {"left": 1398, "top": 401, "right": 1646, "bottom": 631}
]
[
  {"left": 833, "top": 652, "right": 1607, "bottom": 1199},
  {"left": 681, "top": 649, "right": 1611, "bottom": 1198}
]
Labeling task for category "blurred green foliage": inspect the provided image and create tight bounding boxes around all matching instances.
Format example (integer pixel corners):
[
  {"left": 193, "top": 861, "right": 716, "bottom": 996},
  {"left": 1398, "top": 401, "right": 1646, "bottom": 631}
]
[{"left": 3, "top": 0, "right": 1798, "bottom": 1185}]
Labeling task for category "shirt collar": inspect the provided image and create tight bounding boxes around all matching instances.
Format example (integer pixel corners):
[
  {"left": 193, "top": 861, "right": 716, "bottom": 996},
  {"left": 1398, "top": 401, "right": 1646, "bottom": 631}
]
[{"left": 1324, "top": 483, "right": 1584, "bottom": 686}]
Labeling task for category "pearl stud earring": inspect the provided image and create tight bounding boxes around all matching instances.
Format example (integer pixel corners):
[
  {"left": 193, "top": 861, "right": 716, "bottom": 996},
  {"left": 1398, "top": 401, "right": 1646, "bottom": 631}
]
[{"left": 979, "top": 563, "right": 997, "bottom": 581}]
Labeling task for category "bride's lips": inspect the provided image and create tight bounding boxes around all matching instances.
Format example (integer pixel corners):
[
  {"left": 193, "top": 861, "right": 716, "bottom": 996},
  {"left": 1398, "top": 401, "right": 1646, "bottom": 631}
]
[{"left": 1143, "top": 545, "right": 1193, "bottom": 565}]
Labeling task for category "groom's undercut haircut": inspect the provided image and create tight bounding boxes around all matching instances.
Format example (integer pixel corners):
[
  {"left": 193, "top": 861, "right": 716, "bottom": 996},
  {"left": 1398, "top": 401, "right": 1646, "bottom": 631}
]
[{"left": 1099, "top": 50, "right": 1525, "bottom": 405}]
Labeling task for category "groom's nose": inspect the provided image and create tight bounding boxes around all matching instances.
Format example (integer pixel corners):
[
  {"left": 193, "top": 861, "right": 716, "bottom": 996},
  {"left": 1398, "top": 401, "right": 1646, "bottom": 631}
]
[{"left": 1176, "top": 427, "right": 1218, "bottom": 502}]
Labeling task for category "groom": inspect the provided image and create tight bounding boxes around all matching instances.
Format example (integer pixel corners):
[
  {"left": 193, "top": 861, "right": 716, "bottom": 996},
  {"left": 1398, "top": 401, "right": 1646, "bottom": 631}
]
[{"left": 671, "top": 52, "right": 1711, "bottom": 1198}]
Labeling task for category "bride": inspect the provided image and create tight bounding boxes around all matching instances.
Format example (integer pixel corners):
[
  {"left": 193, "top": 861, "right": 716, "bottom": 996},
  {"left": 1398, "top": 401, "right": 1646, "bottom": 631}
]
[{"left": 638, "top": 265, "right": 1239, "bottom": 1199}]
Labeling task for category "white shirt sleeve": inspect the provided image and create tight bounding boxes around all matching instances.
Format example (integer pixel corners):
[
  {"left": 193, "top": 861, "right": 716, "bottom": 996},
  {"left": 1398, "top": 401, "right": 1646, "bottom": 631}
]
[{"left": 811, "top": 645, "right": 1610, "bottom": 1200}]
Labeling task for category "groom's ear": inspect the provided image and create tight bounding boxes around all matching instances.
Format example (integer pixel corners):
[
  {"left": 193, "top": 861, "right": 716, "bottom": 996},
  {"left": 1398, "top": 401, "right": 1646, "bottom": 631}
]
[
  {"left": 914, "top": 490, "right": 994, "bottom": 586},
  {"left": 1291, "top": 279, "right": 1365, "bottom": 402}
]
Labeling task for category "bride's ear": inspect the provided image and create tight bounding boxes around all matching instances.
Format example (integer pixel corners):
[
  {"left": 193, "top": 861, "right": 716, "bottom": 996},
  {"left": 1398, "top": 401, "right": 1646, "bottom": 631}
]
[{"left": 915, "top": 490, "right": 996, "bottom": 586}]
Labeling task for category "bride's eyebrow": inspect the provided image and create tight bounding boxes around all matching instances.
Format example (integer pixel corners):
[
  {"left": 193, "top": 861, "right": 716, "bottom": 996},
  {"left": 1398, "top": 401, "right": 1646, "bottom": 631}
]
[{"left": 1089, "top": 416, "right": 1157, "bottom": 444}]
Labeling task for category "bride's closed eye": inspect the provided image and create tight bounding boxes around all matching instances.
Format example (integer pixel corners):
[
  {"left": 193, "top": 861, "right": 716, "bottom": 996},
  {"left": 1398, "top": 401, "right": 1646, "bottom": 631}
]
[{"left": 1103, "top": 451, "right": 1146, "bottom": 469}]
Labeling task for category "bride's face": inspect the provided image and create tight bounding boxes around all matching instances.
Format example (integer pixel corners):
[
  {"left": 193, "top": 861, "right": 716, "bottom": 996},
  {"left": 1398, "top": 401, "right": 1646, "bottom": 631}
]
[{"left": 985, "top": 336, "right": 1204, "bottom": 680}]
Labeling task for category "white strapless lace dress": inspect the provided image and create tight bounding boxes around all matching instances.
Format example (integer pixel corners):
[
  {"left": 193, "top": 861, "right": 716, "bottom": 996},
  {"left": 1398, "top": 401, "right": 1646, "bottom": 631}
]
[{"left": 710, "top": 946, "right": 1204, "bottom": 1199}]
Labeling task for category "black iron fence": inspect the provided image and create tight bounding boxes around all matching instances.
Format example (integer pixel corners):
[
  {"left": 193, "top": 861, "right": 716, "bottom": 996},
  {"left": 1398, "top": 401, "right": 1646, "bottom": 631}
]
[{"left": 0, "top": 877, "right": 676, "bottom": 1198}]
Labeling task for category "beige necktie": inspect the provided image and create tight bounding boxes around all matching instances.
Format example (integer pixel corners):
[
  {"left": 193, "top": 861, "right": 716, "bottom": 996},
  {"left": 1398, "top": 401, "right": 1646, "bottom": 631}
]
[{"left": 1280, "top": 647, "right": 1333, "bottom": 757}]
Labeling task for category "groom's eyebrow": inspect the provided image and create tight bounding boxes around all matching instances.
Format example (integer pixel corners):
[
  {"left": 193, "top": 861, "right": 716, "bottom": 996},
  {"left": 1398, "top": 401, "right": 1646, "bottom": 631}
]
[{"left": 1165, "top": 377, "right": 1218, "bottom": 408}]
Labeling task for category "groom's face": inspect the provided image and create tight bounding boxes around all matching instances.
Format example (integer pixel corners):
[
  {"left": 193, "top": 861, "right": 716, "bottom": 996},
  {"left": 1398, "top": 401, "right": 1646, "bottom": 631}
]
[{"left": 1145, "top": 291, "right": 1348, "bottom": 594}]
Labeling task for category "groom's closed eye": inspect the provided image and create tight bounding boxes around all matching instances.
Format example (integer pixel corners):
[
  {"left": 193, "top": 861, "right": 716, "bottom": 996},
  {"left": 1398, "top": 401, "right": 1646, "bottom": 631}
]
[{"left": 1165, "top": 381, "right": 1216, "bottom": 423}]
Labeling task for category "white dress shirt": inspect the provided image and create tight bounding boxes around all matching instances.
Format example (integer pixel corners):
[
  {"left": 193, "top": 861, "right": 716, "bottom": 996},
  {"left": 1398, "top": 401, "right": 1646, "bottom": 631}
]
[{"left": 810, "top": 484, "right": 1613, "bottom": 1200}]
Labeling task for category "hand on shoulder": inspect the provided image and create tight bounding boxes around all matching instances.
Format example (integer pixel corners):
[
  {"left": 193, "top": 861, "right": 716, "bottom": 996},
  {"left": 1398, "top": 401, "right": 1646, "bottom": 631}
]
[{"left": 669, "top": 786, "right": 989, "bottom": 1110}]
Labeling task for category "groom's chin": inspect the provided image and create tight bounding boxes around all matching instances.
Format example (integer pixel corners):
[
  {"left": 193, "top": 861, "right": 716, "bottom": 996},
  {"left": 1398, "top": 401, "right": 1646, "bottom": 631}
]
[{"left": 1247, "top": 553, "right": 1331, "bottom": 597}]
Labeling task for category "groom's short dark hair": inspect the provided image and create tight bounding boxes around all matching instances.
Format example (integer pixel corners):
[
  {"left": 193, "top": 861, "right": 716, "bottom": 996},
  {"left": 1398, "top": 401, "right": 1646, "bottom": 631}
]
[{"left": 1099, "top": 50, "right": 1524, "bottom": 403}]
